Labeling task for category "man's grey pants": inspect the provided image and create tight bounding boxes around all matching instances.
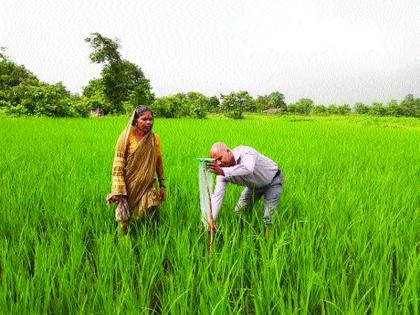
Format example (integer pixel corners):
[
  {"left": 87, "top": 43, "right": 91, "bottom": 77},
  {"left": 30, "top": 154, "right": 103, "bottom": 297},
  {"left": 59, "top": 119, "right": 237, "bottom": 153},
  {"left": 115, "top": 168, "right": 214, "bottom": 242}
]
[{"left": 234, "top": 170, "right": 285, "bottom": 225}]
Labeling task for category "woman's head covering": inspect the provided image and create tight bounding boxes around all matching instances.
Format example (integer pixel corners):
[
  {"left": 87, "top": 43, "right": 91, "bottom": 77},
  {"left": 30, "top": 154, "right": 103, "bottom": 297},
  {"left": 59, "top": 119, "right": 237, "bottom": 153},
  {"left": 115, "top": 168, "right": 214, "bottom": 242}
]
[
  {"left": 117, "top": 105, "right": 153, "bottom": 154},
  {"left": 131, "top": 105, "right": 153, "bottom": 126}
]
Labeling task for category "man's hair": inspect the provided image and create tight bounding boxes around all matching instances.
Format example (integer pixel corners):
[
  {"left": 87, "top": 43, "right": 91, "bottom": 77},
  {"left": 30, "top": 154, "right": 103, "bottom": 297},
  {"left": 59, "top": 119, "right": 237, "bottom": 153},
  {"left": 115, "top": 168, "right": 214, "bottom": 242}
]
[
  {"left": 210, "top": 142, "right": 229, "bottom": 155},
  {"left": 132, "top": 105, "right": 153, "bottom": 126}
]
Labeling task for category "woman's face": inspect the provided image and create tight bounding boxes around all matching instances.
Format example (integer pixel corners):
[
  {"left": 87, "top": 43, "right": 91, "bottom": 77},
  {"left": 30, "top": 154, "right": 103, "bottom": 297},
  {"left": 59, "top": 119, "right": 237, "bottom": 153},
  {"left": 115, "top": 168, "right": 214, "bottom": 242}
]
[{"left": 135, "top": 111, "right": 153, "bottom": 133}]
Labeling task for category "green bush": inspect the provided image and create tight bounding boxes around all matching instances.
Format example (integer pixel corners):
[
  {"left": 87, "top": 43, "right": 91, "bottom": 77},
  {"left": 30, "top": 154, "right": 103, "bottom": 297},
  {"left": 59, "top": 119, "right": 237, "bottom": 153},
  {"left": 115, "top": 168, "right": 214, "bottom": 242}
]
[
  {"left": 369, "top": 102, "right": 386, "bottom": 116},
  {"left": 151, "top": 94, "right": 190, "bottom": 118},
  {"left": 294, "top": 98, "right": 314, "bottom": 115},
  {"left": 354, "top": 102, "right": 369, "bottom": 114},
  {"left": 399, "top": 94, "right": 419, "bottom": 117},
  {"left": 220, "top": 91, "right": 253, "bottom": 119},
  {"left": 337, "top": 104, "right": 351, "bottom": 115},
  {"left": 186, "top": 92, "right": 208, "bottom": 119},
  {"left": 312, "top": 105, "right": 327, "bottom": 115}
]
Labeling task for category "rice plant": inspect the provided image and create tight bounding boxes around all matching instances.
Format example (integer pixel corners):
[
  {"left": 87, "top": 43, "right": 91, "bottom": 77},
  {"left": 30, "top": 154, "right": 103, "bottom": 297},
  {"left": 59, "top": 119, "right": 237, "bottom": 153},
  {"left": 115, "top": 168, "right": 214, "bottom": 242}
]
[{"left": 0, "top": 115, "right": 419, "bottom": 314}]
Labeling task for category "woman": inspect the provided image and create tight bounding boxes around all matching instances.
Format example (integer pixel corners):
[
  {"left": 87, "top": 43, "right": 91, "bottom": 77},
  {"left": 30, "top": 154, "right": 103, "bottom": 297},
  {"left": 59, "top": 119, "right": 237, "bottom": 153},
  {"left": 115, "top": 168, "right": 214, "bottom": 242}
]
[{"left": 107, "top": 105, "right": 165, "bottom": 232}]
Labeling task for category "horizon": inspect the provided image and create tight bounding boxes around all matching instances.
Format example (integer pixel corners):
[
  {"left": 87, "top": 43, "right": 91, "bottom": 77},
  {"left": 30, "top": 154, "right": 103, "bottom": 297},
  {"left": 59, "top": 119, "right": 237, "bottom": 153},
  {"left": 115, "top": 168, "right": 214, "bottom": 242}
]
[{"left": 2, "top": 0, "right": 420, "bottom": 104}]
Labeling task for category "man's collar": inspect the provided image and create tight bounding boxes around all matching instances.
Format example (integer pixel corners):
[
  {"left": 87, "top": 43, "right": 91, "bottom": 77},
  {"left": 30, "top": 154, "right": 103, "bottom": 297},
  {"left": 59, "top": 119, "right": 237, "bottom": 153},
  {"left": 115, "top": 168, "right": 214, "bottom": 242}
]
[{"left": 231, "top": 147, "right": 240, "bottom": 164}]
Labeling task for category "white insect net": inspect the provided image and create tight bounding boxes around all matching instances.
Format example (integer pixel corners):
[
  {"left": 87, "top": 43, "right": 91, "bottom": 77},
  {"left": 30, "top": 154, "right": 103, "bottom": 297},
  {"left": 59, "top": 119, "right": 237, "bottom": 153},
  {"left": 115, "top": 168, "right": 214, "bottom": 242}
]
[{"left": 197, "top": 158, "right": 215, "bottom": 225}]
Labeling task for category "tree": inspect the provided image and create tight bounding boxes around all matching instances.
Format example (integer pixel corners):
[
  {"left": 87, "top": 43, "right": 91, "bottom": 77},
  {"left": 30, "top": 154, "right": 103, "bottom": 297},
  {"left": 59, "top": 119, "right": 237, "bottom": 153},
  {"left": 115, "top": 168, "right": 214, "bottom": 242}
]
[
  {"left": 208, "top": 96, "right": 220, "bottom": 113},
  {"left": 220, "top": 91, "right": 253, "bottom": 119},
  {"left": 186, "top": 92, "right": 209, "bottom": 119},
  {"left": 399, "top": 94, "right": 419, "bottom": 117},
  {"left": 255, "top": 95, "right": 270, "bottom": 112},
  {"left": 5, "top": 82, "right": 77, "bottom": 117},
  {"left": 267, "top": 92, "right": 286, "bottom": 109},
  {"left": 312, "top": 105, "right": 327, "bottom": 115},
  {"left": 255, "top": 91, "right": 286, "bottom": 112},
  {"left": 327, "top": 104, "right": 339, "bottom": 115},
  {"left": 385, "top": 100, "right": 400, "bottom": 116},
  {"left": 0, "top": 49, "right": 80, "bottom": 117},
  {"left": 369, "top": 102, "right": 386, "bottom": 116},
  {"left": 287, "top": 103, "right": 297, "bottom": 114},
  {"left": 337, "top": 104, "right": 351, "bottom": 115},
  {"left": 151, "top": 93, "right": 190, "bottom": 118},
  {"left": 82, "top": 78, "right": 112, "bottom": 113},
  {"left": 127, "top": 80, "right": 155, "bottom": 111},
  {"left": 84, "top": 33, "right": 153, "bottom": 114},
  {"left": 354, "top": 102, "right": 369, "bottom": 114},
  {"left": 0, "top": 50, "right": 38, "bottom": 91},
  {"left": 294, "top": 98, "right": 314, "bottom": 115}
]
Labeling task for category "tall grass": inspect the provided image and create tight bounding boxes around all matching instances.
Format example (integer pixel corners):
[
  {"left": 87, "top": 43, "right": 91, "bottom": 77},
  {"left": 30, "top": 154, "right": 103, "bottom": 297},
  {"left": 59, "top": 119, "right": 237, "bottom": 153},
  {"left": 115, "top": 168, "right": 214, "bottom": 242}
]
[{"left": 0, "top": 116, "right": 419, "bottom": 314}]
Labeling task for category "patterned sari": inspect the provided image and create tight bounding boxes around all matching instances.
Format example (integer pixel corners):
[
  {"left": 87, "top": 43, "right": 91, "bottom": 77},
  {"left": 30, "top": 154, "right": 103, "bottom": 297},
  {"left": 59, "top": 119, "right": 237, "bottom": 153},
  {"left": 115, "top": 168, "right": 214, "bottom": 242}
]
[{"left": 108, "top": 114, "right": 161, "bottom": 222}]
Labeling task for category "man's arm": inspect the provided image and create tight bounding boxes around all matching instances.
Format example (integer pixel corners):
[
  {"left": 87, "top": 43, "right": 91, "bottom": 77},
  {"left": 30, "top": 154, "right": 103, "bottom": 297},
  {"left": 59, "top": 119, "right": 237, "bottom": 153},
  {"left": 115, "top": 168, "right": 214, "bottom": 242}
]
[
  {"left": 211, "top": 175, "right": 227, "bottom": 220},
  {"left": 223, "top": 151, "right": 257, "bottom": 177}
]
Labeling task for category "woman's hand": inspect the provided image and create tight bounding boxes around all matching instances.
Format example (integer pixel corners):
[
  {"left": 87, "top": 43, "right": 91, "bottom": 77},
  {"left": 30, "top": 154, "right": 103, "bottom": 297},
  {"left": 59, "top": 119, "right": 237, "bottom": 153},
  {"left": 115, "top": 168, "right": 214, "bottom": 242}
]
[
  {"left": 159, "top": 187, "right": 166, "bottom": 201},
  {"left": 109, "top": 195, "right": 124, "bottom": 203}
]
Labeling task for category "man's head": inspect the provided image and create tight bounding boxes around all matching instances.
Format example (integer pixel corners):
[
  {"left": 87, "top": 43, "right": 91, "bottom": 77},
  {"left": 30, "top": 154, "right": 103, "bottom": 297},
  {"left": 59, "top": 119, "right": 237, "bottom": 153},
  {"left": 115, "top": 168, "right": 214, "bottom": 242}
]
[{"left": 210, "top": 142, "right": 236, "bottom": 167}]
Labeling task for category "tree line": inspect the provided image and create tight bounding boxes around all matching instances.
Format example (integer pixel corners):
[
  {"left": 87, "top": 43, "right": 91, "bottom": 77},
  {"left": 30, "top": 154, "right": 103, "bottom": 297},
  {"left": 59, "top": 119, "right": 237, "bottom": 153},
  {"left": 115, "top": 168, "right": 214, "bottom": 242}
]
[{"left": 1, "top": 33, "right": 419, "bottom": 119}]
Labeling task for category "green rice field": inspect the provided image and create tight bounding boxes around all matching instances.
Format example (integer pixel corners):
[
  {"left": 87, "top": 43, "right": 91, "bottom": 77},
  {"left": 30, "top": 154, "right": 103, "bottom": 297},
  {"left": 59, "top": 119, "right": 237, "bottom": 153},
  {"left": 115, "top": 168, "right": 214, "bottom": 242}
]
[{"left": 0, "top": 115, "right": 419, "bottom": 314}]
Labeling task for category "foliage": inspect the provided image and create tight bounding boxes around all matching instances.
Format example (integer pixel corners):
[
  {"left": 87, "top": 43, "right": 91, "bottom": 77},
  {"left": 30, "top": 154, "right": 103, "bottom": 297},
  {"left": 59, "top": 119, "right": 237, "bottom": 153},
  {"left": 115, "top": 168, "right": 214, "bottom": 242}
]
[
  {"left": 399, "top": 94, "right": 419, "bottom": 117},
  {"left": 369, "top": 102, "right": 386, "bottom": 116},
  {"left": 327, "top": 104, "right": 339, "bottom": 115},
  {"left": 185, "top": 92, "right": 209, "bottom": 119},
  {"left": 150, "top": 92, "right": 209, "bottom": 119},
  {"left": 151, "top": 94, "right": 190, "bottom": 118},
  {"left": 312, "top": 105, "right": 327, "bottom": 115},
  {"left": 354, "top": 102, "right": 369, "bottom": 114},
  {"left": 293, "top": 98, "right": 314, "bottom": 115},
  {"left": 287, "top": 103, "right": 297, "bottom": 114},
  {"left": 1, "top": 116, "right": 418, "bottom": 313},
  {"left": 220, "top": 91, "right": 253, "bottom": 119},
  {"left": 385, "top": 100, "right": 400, "bottom": 117},
  {"left": 1, "top": 45, "right": 420, "bottom": 119},
  {"left": 255, "top": 92, "right": 286, "bottom": 112},
  {"left": 337, "top": 104, "right": 351, "bottom": 115},
  {"left": 208, "top": 96, "right": 220, "bottom": 113},
  {"left": 0, "top": 50, "right": 82, "bottom": 117},
  {"left": 128, "top": 81, "right": 155, "bottom": 108},
  {"left": 84, "top": 33, "right": 154, "bottom": 114}
]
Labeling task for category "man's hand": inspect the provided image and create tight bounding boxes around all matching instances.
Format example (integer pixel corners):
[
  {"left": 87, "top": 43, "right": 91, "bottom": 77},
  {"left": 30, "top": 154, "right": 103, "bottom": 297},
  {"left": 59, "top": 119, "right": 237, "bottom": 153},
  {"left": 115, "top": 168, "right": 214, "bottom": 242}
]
[{"left": 207, "top": 162, "right": 225, "bottom": 176}]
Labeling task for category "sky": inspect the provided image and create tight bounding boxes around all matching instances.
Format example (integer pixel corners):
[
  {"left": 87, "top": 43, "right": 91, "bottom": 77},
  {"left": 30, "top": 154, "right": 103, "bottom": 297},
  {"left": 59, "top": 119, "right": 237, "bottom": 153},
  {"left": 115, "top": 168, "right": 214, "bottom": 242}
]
[{"left": 1, "top": 0, "right": 420, "bottom": 104}]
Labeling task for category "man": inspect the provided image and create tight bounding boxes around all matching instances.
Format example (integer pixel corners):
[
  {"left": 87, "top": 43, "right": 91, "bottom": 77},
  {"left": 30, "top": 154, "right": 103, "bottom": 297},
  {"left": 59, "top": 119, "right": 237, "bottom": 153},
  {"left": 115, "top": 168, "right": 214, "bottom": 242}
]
[{"left": 207, "top": 142, "right": 285, "bottom": 233}]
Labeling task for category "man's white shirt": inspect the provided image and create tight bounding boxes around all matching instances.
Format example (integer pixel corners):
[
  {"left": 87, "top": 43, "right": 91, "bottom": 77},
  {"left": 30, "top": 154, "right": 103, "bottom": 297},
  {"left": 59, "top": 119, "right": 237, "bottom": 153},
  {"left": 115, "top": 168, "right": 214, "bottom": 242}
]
[{"left": 210, "top": 146, "right": 279, "bottom": 219}]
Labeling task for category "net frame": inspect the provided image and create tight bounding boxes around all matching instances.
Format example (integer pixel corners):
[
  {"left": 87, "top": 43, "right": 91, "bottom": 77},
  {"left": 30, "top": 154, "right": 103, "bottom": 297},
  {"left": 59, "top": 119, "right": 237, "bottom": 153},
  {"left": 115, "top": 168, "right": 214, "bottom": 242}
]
[{"left": 197, "top": 158, "right": 215, "bottom": 225}]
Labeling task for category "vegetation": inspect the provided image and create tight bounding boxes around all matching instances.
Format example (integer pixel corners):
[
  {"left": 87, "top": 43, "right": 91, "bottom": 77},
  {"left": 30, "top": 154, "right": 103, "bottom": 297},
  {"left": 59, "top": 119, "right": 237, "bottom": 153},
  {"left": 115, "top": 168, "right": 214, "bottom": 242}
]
[
  {"left": 1, "top": 115, "right": 418, "bottom": 313},
  {"left": 83, "top": 33, "right": 154, "bottom": 114},
  {"left": 1, "top": 40, "right": 419, "bottom": 119},
  {"left": 0, "top": 49, "right": 87, "bottom": 117}
]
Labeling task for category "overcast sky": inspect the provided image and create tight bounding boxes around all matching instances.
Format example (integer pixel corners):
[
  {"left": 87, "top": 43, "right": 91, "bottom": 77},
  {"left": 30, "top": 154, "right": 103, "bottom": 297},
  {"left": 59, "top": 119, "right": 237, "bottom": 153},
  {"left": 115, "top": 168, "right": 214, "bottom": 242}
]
[{"left": 1, "top": 0, "right": 419, "bottom": 104}]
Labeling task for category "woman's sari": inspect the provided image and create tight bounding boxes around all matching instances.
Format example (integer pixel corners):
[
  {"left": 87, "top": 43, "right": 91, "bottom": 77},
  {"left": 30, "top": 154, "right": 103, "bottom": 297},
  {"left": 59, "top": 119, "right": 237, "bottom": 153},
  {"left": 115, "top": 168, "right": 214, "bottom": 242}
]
[{"left": 108, "top": 113, "right": 161, "bottom": 222}]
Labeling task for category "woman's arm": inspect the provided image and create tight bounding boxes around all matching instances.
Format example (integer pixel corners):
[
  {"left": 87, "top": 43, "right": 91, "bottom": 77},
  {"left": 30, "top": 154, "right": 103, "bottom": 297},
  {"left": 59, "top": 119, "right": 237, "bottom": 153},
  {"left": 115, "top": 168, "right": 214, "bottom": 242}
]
[{"left": 108, "top": 132, "right": 128, "bottom": 202}]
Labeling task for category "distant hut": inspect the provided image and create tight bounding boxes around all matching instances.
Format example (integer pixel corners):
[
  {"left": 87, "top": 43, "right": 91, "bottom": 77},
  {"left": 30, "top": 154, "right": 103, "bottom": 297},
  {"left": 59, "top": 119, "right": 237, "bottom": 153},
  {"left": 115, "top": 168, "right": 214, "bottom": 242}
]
[{"left": 91, "top": 106, "right": 104, "bottom": 117}]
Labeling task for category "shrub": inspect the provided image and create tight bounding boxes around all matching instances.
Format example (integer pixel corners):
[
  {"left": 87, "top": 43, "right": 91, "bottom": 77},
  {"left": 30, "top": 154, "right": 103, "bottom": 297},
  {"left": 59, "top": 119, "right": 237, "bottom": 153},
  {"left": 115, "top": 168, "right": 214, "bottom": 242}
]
[
  {"left": 354, "top": 102, "right": 369, "bottom": 114},
  {"left": 220, "top": 91, "right": 253, "bottom": 119}
]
